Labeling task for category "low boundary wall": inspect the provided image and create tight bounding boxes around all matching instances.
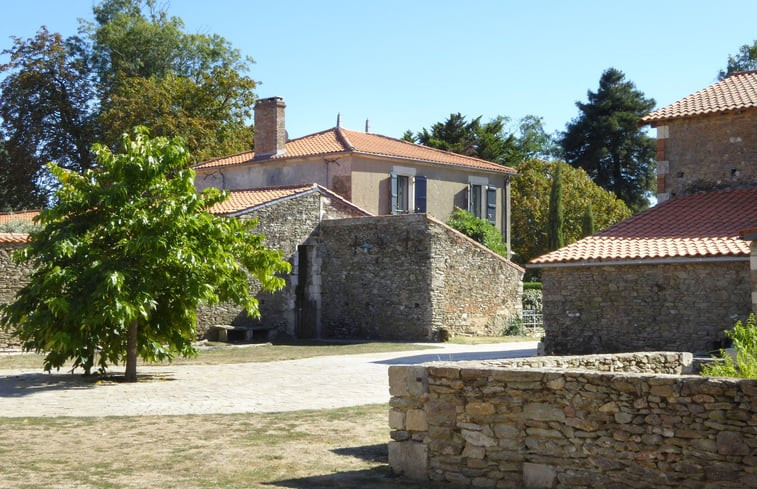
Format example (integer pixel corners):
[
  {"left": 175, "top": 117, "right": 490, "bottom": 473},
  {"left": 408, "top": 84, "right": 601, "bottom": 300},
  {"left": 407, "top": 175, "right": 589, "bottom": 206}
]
[{"left": 388, "top": 352, "right": 757, "bottom": 488}]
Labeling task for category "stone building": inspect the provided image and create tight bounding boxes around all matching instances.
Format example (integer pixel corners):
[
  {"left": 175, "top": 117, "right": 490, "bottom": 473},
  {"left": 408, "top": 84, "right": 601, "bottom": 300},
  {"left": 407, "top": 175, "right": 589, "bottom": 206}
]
[
  {"left": 202, "top": 185, "right": 524, "bottom": 341},
  {"left": 0, "top": 233, "right": 32, "bottom": 349},
  {"left": 530, "top": 71, "right": 757, "bottom": 355},
  {"left": 195, "top": 97, "right": 517, "bottom": 256}
]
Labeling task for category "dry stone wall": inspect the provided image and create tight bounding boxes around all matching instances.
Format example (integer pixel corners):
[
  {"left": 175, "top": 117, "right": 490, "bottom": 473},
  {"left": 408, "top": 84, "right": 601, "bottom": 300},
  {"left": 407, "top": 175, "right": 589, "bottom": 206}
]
[
  {"left": 541, "top": 261, "right": 751, "bottom": 355},
  {"left": 0, "top": 242, "right": 32, "bottom": 348},
  {"left": 319, "top": 214, "right": 523, "bottom": 341},
  {"left": 388, "top": 352, "right": 757, "bottom": 489}
]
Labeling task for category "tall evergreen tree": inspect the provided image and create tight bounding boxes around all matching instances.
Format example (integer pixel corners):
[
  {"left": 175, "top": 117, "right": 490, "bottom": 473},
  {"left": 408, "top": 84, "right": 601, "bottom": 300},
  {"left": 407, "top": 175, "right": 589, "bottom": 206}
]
[
  {"left": 560, "top": 68, "right": 656, "bottom": 212},
  {"left": 581, "top": 203, "right": 595, "bottom": 237},
  {"left": 547, "top": 163, "right": 565, "bottom": 251}
]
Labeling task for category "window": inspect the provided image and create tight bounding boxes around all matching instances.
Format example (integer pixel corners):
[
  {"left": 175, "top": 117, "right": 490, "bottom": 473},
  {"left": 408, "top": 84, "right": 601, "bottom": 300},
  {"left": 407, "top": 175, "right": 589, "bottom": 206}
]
[
  {"left": 468, "top": 178, "right": 497, "bottom": 225},
  {"left": 391, "top": 168, "right": 426, "bottom": 215},
  {"left": 486, "top": 187, "right": 497, "bottom": 225}
]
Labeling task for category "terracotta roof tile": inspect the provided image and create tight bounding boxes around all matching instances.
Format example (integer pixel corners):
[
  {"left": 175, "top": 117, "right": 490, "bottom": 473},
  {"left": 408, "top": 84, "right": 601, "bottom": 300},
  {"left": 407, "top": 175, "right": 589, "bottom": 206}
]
[
  {"left": 0, "top": 210, "right": 40, "bottom": 225},
  {"left": 207, "top": 184, "right": 316, "bottom": 215},
  {"left": 195, "top": 127, "right": 515, "bottom": 175},
  {"left": 0, "top": 233, "right": 30, "bottom": 244},
  {"left": 641, "top": 71, "right": 757, "bottom": 124},
  {"left": 530, "top": 188, "right": 757, "bottom": 265}
]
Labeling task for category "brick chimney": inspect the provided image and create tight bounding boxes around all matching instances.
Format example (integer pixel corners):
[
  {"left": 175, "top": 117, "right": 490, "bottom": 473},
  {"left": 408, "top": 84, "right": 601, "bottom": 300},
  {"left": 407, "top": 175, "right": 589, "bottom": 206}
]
[{"left": 254, "top": 97, "right": 286, "bottom": 159}]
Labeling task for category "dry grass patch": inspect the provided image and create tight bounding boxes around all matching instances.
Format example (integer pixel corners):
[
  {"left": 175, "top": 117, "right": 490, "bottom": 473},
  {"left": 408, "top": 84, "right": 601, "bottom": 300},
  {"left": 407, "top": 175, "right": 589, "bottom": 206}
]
[
  {"left": 0, "top": 340, "right": 438, "bottom": 371},
  {"left": 0, "top": 404, "right": 454, "bottom": 489}
]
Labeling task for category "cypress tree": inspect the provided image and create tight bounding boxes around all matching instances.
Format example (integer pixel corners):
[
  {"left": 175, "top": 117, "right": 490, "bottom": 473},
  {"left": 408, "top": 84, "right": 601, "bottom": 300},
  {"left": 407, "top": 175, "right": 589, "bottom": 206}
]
[
  {"left": 547, "top": 163, "right": 565, "bottom": 250},
  {"left": 581, "top": 203, "right": 596, "bottom": 237}
]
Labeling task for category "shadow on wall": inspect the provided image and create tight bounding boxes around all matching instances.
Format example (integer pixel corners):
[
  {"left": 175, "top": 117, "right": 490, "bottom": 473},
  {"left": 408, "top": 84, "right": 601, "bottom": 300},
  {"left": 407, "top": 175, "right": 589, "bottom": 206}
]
[{"left": 373, "top": 347, "right": 537, "bottom": 365}]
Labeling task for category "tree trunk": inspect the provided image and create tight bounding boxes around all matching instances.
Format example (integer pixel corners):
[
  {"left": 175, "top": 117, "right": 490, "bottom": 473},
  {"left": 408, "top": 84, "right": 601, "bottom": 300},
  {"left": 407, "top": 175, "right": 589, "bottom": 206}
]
[{"left": 125, "top": 319, "right": 138, "bottom": 382}]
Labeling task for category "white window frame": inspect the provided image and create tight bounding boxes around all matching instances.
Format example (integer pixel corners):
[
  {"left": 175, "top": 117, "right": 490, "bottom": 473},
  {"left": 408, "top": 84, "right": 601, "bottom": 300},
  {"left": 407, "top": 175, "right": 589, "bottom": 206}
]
[
  {"left": 391, "top": 166, "right": 416, "bottom": 215},
  {"left": 468, "top": 176, "right": 489, "bottom": 218}
]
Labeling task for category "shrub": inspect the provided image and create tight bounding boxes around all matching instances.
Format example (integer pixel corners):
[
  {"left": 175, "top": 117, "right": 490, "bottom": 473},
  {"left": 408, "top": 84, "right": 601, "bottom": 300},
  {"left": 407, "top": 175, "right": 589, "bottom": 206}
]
[
  {"left": 504, "top": 316, "right": 524, "bottom": 336},
  {"left": 701, "top": 314, "right": 757, "bottom": 379},
  {"left": 523, "top": 282, "right": 542, "bottom": 291},
  {"left": 522, "top": 289, "right": 542, "bottom": 313},
  {"left": 446, "top": 209, "right": 507, "bottom": 257}
]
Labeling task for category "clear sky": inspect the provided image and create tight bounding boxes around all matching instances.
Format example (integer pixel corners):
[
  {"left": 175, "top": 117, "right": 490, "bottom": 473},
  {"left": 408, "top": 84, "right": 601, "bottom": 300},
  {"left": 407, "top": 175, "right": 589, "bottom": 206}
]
[{"left": 1, "top": 1, "right": 756, "bottom": 141}]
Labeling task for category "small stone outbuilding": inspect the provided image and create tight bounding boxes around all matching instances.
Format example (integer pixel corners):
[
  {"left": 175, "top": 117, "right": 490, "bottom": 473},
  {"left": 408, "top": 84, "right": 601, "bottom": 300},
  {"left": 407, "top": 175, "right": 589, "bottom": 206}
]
[{"left": 530, "top": 71, "right": 757, "bottom": 355}]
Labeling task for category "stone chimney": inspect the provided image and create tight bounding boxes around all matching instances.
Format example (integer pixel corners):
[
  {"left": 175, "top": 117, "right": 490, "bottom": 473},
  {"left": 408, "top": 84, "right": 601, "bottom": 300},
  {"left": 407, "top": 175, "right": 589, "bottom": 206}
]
[{"left": 254, "top": 97, "right": 286, "bottom": 159}]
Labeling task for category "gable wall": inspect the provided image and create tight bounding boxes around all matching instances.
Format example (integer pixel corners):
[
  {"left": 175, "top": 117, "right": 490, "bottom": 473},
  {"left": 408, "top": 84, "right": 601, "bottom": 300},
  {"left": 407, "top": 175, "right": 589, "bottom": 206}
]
[
  {"left": 541, "top": 261, "right": 751, "bottom": 355},
  {"left": 658, "top": 108, "right": 757, "bottom": 200},
  {"left": 194, "top": 157, "right": 331, "bottom": 192}
]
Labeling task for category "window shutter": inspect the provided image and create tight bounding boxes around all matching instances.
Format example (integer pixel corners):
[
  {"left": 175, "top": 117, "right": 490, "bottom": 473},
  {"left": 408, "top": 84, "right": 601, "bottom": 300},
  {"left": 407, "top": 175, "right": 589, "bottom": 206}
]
[
  {"left": 414, "top": 175, "right": 427, "bottom": 213},
  {"left": 486, "top": 187, "right": 497, "bottom": 225},
  {"left": 390, "top": 172, "right": 398, "bottom": 215}
]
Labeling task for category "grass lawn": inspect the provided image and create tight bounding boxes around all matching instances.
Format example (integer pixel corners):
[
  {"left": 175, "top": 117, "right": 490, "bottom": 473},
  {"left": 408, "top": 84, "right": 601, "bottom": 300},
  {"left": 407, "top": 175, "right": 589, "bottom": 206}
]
[
  {"left": 0, "top": 404, "right": 455, "bottom": 489},
  {"left": 0, "top": 339, "right": 440, "bottom": 371}
]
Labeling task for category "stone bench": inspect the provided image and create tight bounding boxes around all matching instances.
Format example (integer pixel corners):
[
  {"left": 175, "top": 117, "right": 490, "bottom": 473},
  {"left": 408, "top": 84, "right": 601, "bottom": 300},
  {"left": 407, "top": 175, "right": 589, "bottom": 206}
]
[{"left": 207, "top": 324, "right": 277, "bottom": 343}]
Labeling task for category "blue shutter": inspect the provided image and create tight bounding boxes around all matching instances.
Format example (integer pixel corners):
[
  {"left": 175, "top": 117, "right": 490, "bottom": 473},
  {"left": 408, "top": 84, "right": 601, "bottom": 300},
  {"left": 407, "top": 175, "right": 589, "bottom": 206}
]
[
  {"left": 414, "top": 176, "right": 427, "bottom": 213},
  {"left": 486, "top": 187, "right": 497, "bottom": 225},
  {"left": 390, "top": 172, "right": 398, "bottom": 215}
]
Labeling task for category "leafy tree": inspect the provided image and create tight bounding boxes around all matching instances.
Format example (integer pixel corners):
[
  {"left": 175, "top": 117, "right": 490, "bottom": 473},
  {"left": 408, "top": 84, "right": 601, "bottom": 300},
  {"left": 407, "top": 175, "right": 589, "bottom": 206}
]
[
  {"left": 0, "top": 128, "right": 290, "bottom": 382},
  {"left": 511, "top": 159, "right": 631, "bottom": 263},
  {"left": 701, "top": 314, "right": 757, "bottom": 379},
  {"left": 446, "top": 209, "right": 508, "bottom": 257},
  {"left": 0, "top": 138, "right": 47, "bottom": 211},
  {"left": 0, "top": 0, "right": 257, "bottom": 208},
  {"left": 547, "top": 163, "right": 565, "bottom": 250},
  {"left": 581, "top": 204, "right": 596, "bottom": 237},
  {"left": 0, "top": 28, "right": 98, "bottom": 200},
  {"left": 719, "top": 40, "right": 757, "bottom": 80},
  {"left": 560, "top": 68, "right": 656, "bottom": 212},
  {"left": 515, "top": 115, "right": 559, "bottom": 161}
]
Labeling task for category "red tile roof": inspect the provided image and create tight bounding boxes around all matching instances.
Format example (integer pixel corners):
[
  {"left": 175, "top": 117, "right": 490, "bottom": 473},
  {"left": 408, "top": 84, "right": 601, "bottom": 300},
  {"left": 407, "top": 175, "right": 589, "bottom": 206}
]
[
  {"left": 0, "top": 233, "right": 30, "bottom": 244},
  {"left": 0, "top": 210, "right": 39, "bottom": 225},
  {"left": 195, "top": 127, "right": 515, "bottom": 175},
  {"left": 530, "top": 188, "right": 757, "bottom": 266},
  {"left": 206, "top": 183, "right": 372, "bottom": 216},
  {"left": 641, "top": 70, "right": 757, "bottom": 124}
]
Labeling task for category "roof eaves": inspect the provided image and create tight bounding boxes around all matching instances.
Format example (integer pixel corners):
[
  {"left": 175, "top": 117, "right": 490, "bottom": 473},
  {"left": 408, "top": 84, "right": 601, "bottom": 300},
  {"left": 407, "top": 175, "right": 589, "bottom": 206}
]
[
  {"left": 528, "top": 255, "right": 749, "bottom": 269},
  {"left": 351, "top": 149, "right": 516, "bottom": 175},
  {"left": 223, "top": 185, "right": 319, "bottom": 217}
]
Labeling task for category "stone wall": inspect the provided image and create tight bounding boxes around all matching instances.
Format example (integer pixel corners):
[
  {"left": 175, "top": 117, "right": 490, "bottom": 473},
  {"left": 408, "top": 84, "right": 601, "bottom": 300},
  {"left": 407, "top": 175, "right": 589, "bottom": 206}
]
[
  {"left": 196, "top": 191, "right": 365, "bottom": 337},
  {"left": 319, "top": 214, "right": 523, "bottom": 341},
  {"left": 388, "top": 352, "right": 757, "bottom": 488},
  {"left": 656, "top": 110, "right": 757, "bottom": 200},
  {"left": 541, "top": 261, "right": 751, "bottom": 355},
  {"left": 0, "top": 242, "right": 32, "bottom": 348}
]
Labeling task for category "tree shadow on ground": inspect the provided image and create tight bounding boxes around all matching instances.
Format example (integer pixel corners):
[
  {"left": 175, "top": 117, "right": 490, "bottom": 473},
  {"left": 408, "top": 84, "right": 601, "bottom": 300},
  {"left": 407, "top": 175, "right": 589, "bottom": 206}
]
[
  {"left": 266, "top": 466, "right": 463, "bottom": 489},
  {"left": 373, "top": 348, "right": 536, "bottom": 365},
  {"left": 0, "top": 371, "right": 174, "bottom": 397}
]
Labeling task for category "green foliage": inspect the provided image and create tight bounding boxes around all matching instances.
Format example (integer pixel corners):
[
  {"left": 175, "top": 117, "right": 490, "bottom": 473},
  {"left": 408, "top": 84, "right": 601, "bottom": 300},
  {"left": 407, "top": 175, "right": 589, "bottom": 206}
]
[
  {"left": 547, "top": 162, "right": 565, "bottom": 251},
  {"left": 511, "top": 159, "right": 631, "bottom": 263},
  {"left": 701, "top": 314, "right": 757, "bottom": 379},
  {"left": 523, "top": 281, "right": 542, "bottom": 291},
  {"left": 0, "top": 218, "right": 40, "bottom": 233},
  {"left": 0, "top": 128, "right": 290, "bottom": 379},
  {"left": 719, "top": 40, "right": 757, "bottom": 80},
  {"left": 560, "top": 68, "right": 656, "bottom": 212},
  {"left": 446, "top": 209, "right": 507, "bottom": 257},
  {"left": 0, "top": 0, "right": 257, "bottom": 206},
  {"left": 522, "top": 289, "right": 542, "bottom": 313},
  {"left": 504, "top": 316, "right": 524, "bottom": 336},
  {"left": 581, "top": 204, "right": 596, "bottom": 237}
]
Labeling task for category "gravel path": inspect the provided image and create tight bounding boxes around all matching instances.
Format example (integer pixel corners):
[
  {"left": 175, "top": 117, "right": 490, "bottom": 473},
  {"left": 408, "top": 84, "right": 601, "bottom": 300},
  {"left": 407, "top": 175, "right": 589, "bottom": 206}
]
[{"left": 0, "top": 341, "right": 537, "bottom": 417}]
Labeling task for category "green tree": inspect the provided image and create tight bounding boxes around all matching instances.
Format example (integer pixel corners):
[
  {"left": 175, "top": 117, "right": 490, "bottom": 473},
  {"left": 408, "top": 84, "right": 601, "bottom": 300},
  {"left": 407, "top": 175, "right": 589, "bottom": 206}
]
[
  {"left": 514, "top": 115, "right": 559, "bottom": 161},
  {"left": 560, "top": 68, "right": 656, "bottom": 212},
  {"left": 511, "top": 159, "right": 631, "bottom": 263},
  {"left": 0, "top": 138, "right": 47, "bottom": 210},
  {"left": 0, "top": 128, "right": 290, "bottom": 382},
  {"left": 581, "top": 204, "right": 596, "bottom": 237},
  {"left": 446, "top": 209, "right": 508, "bottom": 257},
  {"left": 547, "top": 163, "right": 565, "bottom": 250},
  {"left": 409, "top": 113, "right": 521, "bottom": 166},
  {"left": 719, "top": 40, "right": 757, "bottom": 80},
  {"left": 0, "top": 0, "right": 257, "bottom": 207}
]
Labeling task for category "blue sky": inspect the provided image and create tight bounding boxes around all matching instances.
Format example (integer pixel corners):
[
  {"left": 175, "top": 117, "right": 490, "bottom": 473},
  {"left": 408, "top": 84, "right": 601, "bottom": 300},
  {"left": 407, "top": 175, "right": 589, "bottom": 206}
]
[{"left": 1, "top": 1, "right": 756, "bottom": 141}]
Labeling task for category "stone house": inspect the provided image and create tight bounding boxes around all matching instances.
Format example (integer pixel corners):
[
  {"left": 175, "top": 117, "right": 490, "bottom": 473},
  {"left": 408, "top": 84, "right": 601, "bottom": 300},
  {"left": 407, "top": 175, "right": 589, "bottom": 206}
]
[
  {"left": 194, "top": 97, "right": 517, "bottom": 256},
  {"left": 201, "top": 184, "right": 524, "bottom": 341},
  {"left": 0, "top": 216, "right": 34, "bottom": 348},
  {"left": 530, "top": 71, "right": 757, "bottom": 355}
]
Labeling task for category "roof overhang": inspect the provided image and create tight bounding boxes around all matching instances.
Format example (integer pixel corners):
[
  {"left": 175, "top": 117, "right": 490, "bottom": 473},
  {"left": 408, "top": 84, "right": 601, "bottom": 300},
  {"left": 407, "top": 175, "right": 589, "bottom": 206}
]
[{"left": 528, "top": 255, "right": 749, "bottom": 269}]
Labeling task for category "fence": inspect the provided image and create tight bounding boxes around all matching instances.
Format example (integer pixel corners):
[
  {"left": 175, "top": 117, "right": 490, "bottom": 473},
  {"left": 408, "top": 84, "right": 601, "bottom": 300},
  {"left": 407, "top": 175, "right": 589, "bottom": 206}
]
[{"left": 521, "top": 308, "right": 542, "bottom": 333}]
